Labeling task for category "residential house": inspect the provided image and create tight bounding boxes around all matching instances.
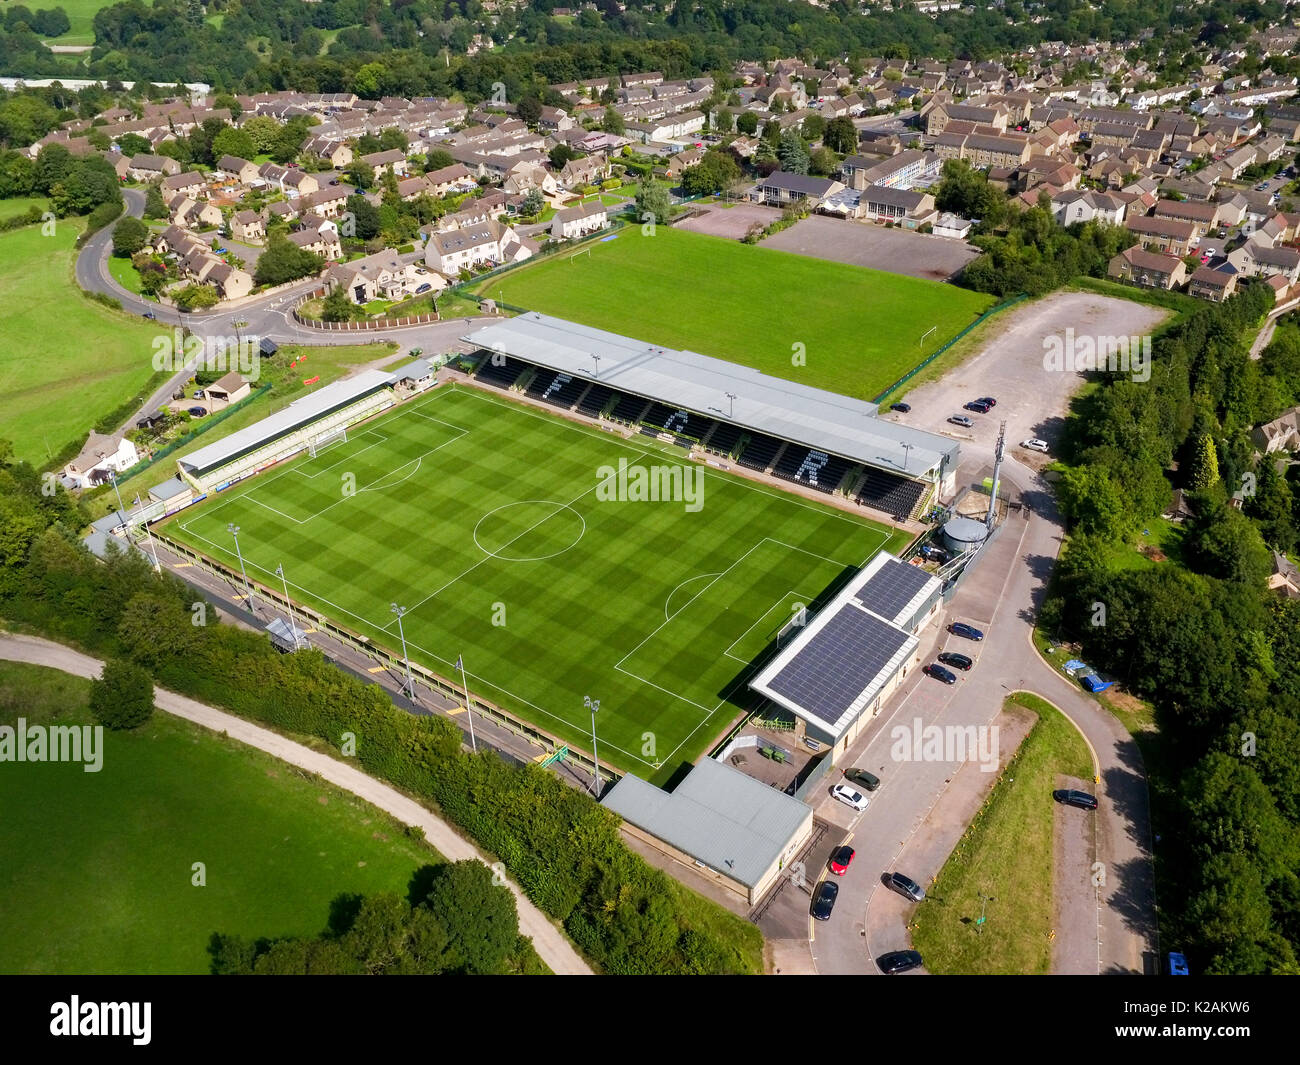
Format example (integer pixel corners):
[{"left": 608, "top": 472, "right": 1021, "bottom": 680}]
[
  {"left": 1126, "top": 214, "right": 1198, "bottom": 256},
  {"left": 425, "top": 163, "right": 477, "bottom": 198},
  {"left": 1253, "top": 407, "right": 1300, "bottom": 453},
  {"left": 1188, "top": 265, "right": 1239, "bottom": 302},
  {"left": 217, "top": 155, "right": 260, "bottom": 185},
  {"left": 1051, "top": 188, "right": 1127, "bottom": 226},
  {"left": 230, "top": 210, "right": 265, "bottom": 243},
  {"left": 360, "top": 148, "right": 409, "bottom": 178},
  {"left": 424, "top": 219, "right": 536, "bottom": 276},
  {"left": 1229, "top": 240, "right": 1300, "bottom": 284},
  {"left": 326, "top": 248, "right": 422, "bottom": 303},
  {"left": 550, "top": 201, "right": 609, "bottom": 240},
  {"left": 127, "top": 153, "right": 180, "bottom": 181},
  {"left": 1107, "top": 246, "right": 1189, "bottom": 290},
  {"left": 287, "top": 225, "right": 342, "bottom": 260},
  {"left": 161, "top": 171, "right": 206, "bottom": 198}
]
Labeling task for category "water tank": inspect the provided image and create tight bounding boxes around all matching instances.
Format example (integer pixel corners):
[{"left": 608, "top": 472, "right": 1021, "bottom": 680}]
[{"left": 941, "top": 516, "right": 987, "bottom": 554}]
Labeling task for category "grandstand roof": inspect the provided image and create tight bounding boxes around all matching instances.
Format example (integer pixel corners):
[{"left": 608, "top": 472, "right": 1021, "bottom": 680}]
[
  {"left": 177, "top": 370, "right": 396, "bottom": 478},
  {"left": 750, "top": 552, "right": 943, "bottom": 740},
  {"left": 462, "top": 313, "right": 958, "bottom": 477},
  {"left": 600, "top": 756, "right": 812, "bottom": 890}
]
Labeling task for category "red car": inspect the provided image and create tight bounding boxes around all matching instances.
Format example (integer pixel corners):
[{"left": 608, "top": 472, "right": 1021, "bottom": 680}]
[{"left": 829, "top": 845, "right": 855, "bottom": 875}]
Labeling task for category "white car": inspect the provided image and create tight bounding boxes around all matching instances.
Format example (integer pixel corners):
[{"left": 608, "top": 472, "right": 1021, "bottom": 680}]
[
  {"left": 832, "top": 783, "right": 869, "bottom": 812},
  {"left": 1021, "top": 438, "right": 1049, "bottom": 453}
]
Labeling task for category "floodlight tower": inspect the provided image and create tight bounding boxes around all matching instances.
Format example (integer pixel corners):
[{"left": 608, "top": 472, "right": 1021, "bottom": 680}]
[{"left": 986, "top": 420, "right": 1007, "bottom": 530}]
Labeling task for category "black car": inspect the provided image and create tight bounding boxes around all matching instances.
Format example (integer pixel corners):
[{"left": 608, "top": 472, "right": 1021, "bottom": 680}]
[
  {"left": 1053, "top": 789, "right": 1098, "bottom": 810},
  {"left": 963, "top": 400, "right": 992, "bottom": 414},
  {"left": 938, "top": 651, "right": 973, "bottom": 671},
  {"left": 923, "top": 662, "right": 956, "bottom": 685},
  {"left": 948, "top": 622, "right": 984, "bottom": 641},
  {"left": 844, "top": 767, "right": 881, "bottom": 792},
  {"left": 811, "top": 880, "right": 839, "bottom": 921},
  {"left": 141, "top": 310, "right": 156, "bottom": 320},
  {"left": 877, "top": 949, "right": 924, "bottom": 974},
  {"left": 885, "top": 872, "right": 926, "bottom": 902},
  {"left": 890, "top": 402, "right": 911, "bottom": 413},
  {"left": 976, "top": 396, "right": 997, "bottom": 407}
]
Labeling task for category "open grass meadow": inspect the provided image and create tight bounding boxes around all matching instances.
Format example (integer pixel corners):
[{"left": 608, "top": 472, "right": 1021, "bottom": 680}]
[
  {"left": 0, "top": 662, "right": 552, "bottom": 975},
  {"left": 0, "top": 219, "right": 163, "bottom": 465},
  {"left": 909, "top": 693, "right": 1094, "bottom": 974},
  {"left": 474, "top": 226, "right": 993, "bottom": 400},
  {"left": 164, "top": 385, "right": 909, "bottom": 782}
]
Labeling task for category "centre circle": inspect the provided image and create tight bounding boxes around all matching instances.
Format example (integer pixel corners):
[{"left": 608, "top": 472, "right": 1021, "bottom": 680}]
[{"left": 472, "top": 500, "right": 586, "bottom": 562}]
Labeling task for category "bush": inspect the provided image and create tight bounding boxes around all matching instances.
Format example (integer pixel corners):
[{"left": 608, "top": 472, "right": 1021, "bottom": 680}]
[{"left": 89, "top": 658, "right": 155, "bottom": 730}]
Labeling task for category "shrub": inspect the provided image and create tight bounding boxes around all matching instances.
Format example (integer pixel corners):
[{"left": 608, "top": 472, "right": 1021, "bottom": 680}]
[{"left": 89, "top": 658, "right": 155, "bottom": 730}]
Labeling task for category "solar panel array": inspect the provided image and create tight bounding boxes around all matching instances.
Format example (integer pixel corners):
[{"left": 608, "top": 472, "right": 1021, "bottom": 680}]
[
  {"left": 854, "top": 558, "right": 935, "bottom": 623},
  {"left": 767, "top": 606, "right": 912, "bottom": 727}
]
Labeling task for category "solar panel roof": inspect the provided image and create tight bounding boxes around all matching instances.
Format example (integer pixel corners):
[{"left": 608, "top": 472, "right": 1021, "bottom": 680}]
[
  {"left": 854, "top": 556, "right": 937, "bottom": 625},
  {"left": 767, "top": 605, "right": 913, "bottom": 728}
]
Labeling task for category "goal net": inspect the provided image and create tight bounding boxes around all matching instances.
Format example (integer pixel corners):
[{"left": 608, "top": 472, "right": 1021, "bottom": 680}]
[{"left": 307, "top": 425, "right": 347, "bottom": 458}]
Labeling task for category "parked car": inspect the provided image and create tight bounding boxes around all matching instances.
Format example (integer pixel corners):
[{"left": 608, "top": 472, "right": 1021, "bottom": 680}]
[
  {"left": 141, "top": 310, "right": 156, "bottom": 320},
  {"left": 194, "top": 389, "right": 205, "bottom": 399},
  {"left": 844, "top": 767, "right": 881, "bottom": 792},
  {"left": 829, "top": 845, "right": 855, "bottom": 876},
  {"left": 938, "top": 651, "right": 973, "bottom": 671},
  {"left": 408, "top": 347, "right": 423, "bottom": 357},
  {"left": 890, "top": 402, "right": 911, "bottom": 413},
  {"left": 187, "top": 406, "right": 206, "bottom": 417},
  {"left": 1021, "top": 438, "right": 1049, "bottom": 453},
  {"left": 1053, "top": 789, "right": 1098, "bottom": 810},
  {"left": 832, "top": 783, "right": 869, "bottom": 812},
  {"left": 811, "top": 880, "right": 839, "bottom": 921},
  {"left": 948, "top": 622, "right": 984, "bottom": 641},
  {"left": 963, "top": 400, "right": 992, "bottom": 414},
  {"left": 923, "top": 662, "right": 957, "bottom": 685},
  {"left": 976, "top": 396, "right": 997, "bottom": 407},
  {"left": 877, "top": 949, "right": 924, "bottom": 974},
  {"left": 1256, "top": 182, "right": 1271, "bottom": 191},
  {"left": 886, "top": 871, "right": 926, "bottom": 902},
  {"left": 415, "top": 283, "right": 432, "bottom": 294},
  {"left": 948, "top": 414, "right": 974, "bottom": 428}
]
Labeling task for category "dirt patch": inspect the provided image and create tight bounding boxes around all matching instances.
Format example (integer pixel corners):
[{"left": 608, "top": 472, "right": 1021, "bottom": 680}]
[
  {"left": 675, "top": 201, "right": 781, "bottom": 240},
  {"left": 763, "top": 214, "right": 981, "bottom": 281}
]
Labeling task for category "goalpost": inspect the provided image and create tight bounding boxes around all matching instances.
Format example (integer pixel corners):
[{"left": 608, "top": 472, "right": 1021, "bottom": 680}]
[{"left": 307, "top": 425, "right": 348, "bottom": 458}]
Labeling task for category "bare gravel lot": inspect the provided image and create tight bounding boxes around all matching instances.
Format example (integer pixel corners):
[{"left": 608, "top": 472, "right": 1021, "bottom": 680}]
[
  {"left": 763, "top": 215, "right": 981, "bottom": 281},
  {"left": 675, "top": 201, "right": 780, "bottom": 239},
  {"left": 883, "top": 291, "right": 1171, "bottom": 462}
]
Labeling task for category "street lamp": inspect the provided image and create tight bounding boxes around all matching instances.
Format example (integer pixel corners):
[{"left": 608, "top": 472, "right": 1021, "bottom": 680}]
[
  {"left": 227, "top": 523, "right": 255, "bottom": 611},
  {"left": 591, "top": 353, "right": 601, "bottom": 379},
  {"left": 456, "top": 654, "right": 477, "bottom": 753},
  {"left": 108, "top": 469, "right": 127, "bottom": 530},
  {"left": 274, "top": 563, "right": 303, "bottom": 648},
  {"left": 902, "top": 442, "right": 914, "bottom": 471},
  {"left": 584, "top": 696, "right": 601, "bottom": 796},
  {"left": 391, "top": 603, "right": 415, "bottom": 701},
  {"left": 724, "top": 392, "right": 736, "bottom": 419}
]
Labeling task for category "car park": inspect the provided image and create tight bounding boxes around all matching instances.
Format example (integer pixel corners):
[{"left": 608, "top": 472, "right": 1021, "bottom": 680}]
[
  {"left": 886, "top": 872, "right": 926, "bottom": 902},
  {"left": 948, "top": 414, "right": 973, "bottom": 428},
  {"left": 844, "top": 767, "right": 880, "bottom": 791},
  {"left": 923, "top": 662, "right": 956, "bottom": 685},
  {"left": 811, "top": 880, "right": 839, "bottom": 921},
  {"left": 829, "top": 845, "right": 855, "bottom": 875},
  {"left": 1053, "top": 789, "right": 1098, "bottom": 810},
  {"left": 963, "top": 400, "right": 992, "bottom": 414},
  {"left": 1021, "top": 438, "right": 1049, "bottom": 453},
  {"left": 937, "top": 651, "right": 972, "bottom": 671},
  {"left": 877, "top": 949, "right": 923, "bottom": 974},
  {"left": 832, "top": 783, "right": 869, "bottom": 812},
  {"left": 948, "top": 622, "right": 984, "bottom": 641},
  {"left": 890, "top": 402, "right": 911, "bottom": 413}
]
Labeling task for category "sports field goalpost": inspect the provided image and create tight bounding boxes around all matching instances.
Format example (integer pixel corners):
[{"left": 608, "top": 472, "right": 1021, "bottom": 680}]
[{"left": 307, "top": 425, "right": 347, "bottom": 458}]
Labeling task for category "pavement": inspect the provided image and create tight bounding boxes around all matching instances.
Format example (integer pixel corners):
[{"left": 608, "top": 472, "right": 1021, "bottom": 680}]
[{"left": 0, "top": 631, "right": 594, "bottom": 976}]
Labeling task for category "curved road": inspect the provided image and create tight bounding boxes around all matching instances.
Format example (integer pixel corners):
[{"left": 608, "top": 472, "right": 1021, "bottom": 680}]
[{"left": 0, "top": 632, "right": 593, "bottom": 976}]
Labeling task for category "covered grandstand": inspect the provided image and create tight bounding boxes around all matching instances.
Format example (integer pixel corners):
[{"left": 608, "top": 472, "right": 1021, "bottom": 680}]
[
  {"left": 175, "top": 369, "right": 397, "bottom": 492},
  {"left": 749, "top": 552, "right": 944, "bottom": 757},
  {"left": 462, "top": 313, "right": 958, "bottom": 521}
]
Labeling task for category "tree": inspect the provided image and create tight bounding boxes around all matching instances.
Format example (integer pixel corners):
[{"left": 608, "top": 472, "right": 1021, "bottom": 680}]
[
  {"left": 824, "top": 115, "right": 857, "bottom": 154},
  {"left": 601, "top": 106, "right": 625, "bottom": 135},
  {"left": 634, "top": 180, "right": 672, "bottom": 226},
  {"left": 111, "top": 216, "right": 149, "bottom": 257},
  {"left": 809, "top": 146, "right": 839, "bottom": 177},
  {"left": 351, "top": 62, "right": 387, "bottom": 100},
  {"left": 254, "top": 235, "right": 323, "bottom": 286},
  {"left": 521, "top": 187, "right": 544, "bottom": 216},
  {"left": 241, "top": 116, "right": 282, "bottom": 155},
  {"left": 345, "top": 160, "right": 375, "bottom": 190},
  {"left": 321, "top": 285, "right": 360, "bottom": 322},
  {"left": 1188, "top": 433, "right": 1220, "bottom": 490},
  {"left": 143, "top": 182, "right": 167, "bottom": 219},
  {"left": 735, "top": 111, "right": 758, "bottom": 136},
  {"left": 778, "top": 129, "right": 810, "bottom": 175},
  {"left": 343, "top": 194, "right": 381, "bottom": 240},
  {"left": 1184, "top": 501, "right": 1272, "bottom": 585},
  {"left": 713, "top": 109, "right": 734, "bottom": 134},
  {"left": 801, "top": 114, "right": 826, "bottom": 143},
  {"left": 425, "top": 148, "right": 455, "bottom": 171},
  {"left": 89, "top": 658, "right": 154, "bottom": 730},
  {"left": 548, "top": 143, "right": 578, "bottom": 168},
  {"left": 211, "top": 126, "right": 257, "bottom": 163},
  {"left": 680, "top": 150, "right": 741, "bottom": 197},
  {"left": 422, "top": 861, "right": 518, "bottom": 975},
  {"left": 173, "top": 283, "right": 219, "bottom": 311},
  {"left": 517, "top": 96, "right": 543, "bottom": 126}
]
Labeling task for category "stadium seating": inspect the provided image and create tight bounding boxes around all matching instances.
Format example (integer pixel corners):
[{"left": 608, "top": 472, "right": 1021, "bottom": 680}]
[
  {"left": 524, "top": 367, "right": 561, "bottom": 398},
  {"left": 855, "top": 467, "right": 928, "bottom": 520},
  {"left": 609, "top": 392, "right": 652, "bottom": 425},
  {"left": 809, "top": 453, "right": 853, "bottom": 494},
  {"left": 542, "top": 373, "right": 588, "bottom": 409},
  {"left": 772, "top": 444, "right": 812, "bottom": 483},
  {"left": 704, "top": 421, "right": 743, "bottom": 457},
  {"left": 736, "top": 432, "right": 783, "bottom": 472},
  {"left": 475, "top": 355, "right": 526, "bottom": 389},
  {"left": 576, "top": 383, "right": 614, "bottom": 418}
]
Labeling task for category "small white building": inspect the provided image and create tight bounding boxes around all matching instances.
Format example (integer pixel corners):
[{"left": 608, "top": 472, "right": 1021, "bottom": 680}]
[{"left": 932, "top": 212, "right": 973, "bottom": 239}]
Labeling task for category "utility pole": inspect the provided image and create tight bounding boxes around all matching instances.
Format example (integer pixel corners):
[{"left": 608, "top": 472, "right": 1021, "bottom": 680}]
[{"left": 390, "top": 603, "right": 415, "bottom": 701}]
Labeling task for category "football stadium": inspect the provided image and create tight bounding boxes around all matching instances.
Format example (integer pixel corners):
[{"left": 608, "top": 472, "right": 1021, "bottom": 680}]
[{"left": 156, "top": 314, "right": 959, "bottom": 783}]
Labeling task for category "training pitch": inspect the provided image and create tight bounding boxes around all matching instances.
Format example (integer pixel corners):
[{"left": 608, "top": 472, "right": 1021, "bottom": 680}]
[
  {"left": 474, "top": 226, "right": 994, "bottom": 400},
  {"left": 165, "top": 386, "right": 909, "bottom": 782}
]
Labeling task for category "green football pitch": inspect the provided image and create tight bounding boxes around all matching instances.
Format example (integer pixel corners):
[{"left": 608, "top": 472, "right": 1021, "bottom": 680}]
[
  {"left": 165, "top": 386, "right": 910, "bottom": 782},
  {"left": 474, "top": 227, "right": 994, "bottom": 400}
]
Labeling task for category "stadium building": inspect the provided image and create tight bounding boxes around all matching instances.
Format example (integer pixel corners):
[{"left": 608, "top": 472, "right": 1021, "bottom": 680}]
[{"left": 462, "top": 313, "right": 959, "bottom": 522}]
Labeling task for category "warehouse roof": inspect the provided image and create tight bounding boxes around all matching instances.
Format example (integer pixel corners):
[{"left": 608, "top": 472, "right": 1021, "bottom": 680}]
[
  {"left": 601, "top": 756, "right": 811, "bottom": 889},
  {"left": 463, "top": 314, "right": 958, "bottom": 476}
]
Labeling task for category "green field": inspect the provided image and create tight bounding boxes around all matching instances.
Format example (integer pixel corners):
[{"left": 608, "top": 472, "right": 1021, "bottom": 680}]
[
  {"left": 0, "top": 661, "right": 476, "bottom": 974},
  {"left": 0, "top": 195, "right": 49, "bottom": 219},
  {"left": 41, "top": 0, "right": 119, "bottom": 44},
  {"left": 164, "top": 385, "right": 908, "bottom": 782},
  {"left": 474, "top": 227, "right": 993, "bottom": 400},
  {"left": 910, "top": 693, "right": 1094, "bottom": 974},
  {"left": 0, "top": 220, "right": 162, "bottom": 465}
]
